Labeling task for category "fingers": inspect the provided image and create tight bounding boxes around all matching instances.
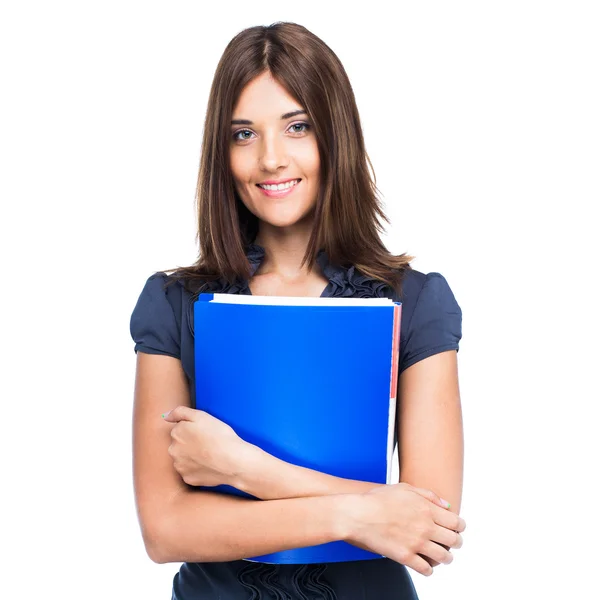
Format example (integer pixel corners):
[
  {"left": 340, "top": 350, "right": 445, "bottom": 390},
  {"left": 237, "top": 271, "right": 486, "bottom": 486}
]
[
  {"left": 403, "top": 553, "right": 435, "bottom": 577},
  {"left": 408, "top": 485, "right": 466, "bottom": 553},
  {"left": 162, "top": 405, "right": 196, "bottom": 423},
  {"left": 432, "top": 507, "right": 466, "bottom": 536},
  {"left": 410, "top": 485, "right": 451, "bottom": 509},
  {"left": 431, "top": 523, "right": 464, "bottom": 550},
  {"left": 379, "top": 547, "right": 434, "bottom": 577},
  {"left": 421, "top": 555, "right": 441, "bottom": 569},
  {"left": 409, "top": 486, "right": 467, "bottom": 533},
  {"left": 420, "top": 542, "right": 454, "bottom": 566}
]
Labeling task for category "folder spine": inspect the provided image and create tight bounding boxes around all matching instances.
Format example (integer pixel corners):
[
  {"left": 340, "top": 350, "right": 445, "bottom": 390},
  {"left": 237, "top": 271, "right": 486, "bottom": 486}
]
[
  {"left": 386, "top": 303, "right": 402, "bottom": 484},
  {"left": 389, "top": 303, "right": 401, "bottom": 399}
]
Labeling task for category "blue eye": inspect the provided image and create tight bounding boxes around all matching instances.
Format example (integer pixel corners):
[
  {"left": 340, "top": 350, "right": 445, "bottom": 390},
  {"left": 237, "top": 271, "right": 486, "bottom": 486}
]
[
  {"left": 289, "top": 122, "right": 310, "bottom": 134},
  {"left": 232, "top": 123, "right": 310, "bottom": 142},
  {"left": 233, "top": 129, "right": 254, "bottom": 141}
]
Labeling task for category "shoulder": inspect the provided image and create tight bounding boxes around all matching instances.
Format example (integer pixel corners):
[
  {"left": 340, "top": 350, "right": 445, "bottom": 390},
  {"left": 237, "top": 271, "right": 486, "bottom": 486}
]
[
  {"left": 138, "top": 271, "right": 193, "bottom": 310},
  {"left": 397, "top": 268, "right": 462, "bottom": 373},
  {"left": 140, "top": 271, "right": 185, "bottom": 295},
  {"left": 399, "top": 269, "right": 456, "bottom": 300},
  {"left": 397, "top": 268, "right": 460, "bottom": 317},
  {"left": 130, "top": 271, "right": 188, "bottom": 359}
]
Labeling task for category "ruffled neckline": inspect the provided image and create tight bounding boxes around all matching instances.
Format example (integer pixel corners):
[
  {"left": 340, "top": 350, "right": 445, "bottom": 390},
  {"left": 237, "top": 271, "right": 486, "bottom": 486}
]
[
  {"left": 185, "top": 242, "right": 392, "bottom": 340},
  {"left": 244, "top": 242, "right": 392, "bottom": 298}
]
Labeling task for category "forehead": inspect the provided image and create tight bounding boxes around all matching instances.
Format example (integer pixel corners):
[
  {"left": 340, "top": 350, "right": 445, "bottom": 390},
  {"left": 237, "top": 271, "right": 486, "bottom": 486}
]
[{"left": 232, "top": 72, "right": 302, "bottom": 120}]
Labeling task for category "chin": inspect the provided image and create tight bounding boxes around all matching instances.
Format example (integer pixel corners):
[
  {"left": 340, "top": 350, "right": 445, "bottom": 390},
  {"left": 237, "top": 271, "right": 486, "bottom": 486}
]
[
  {"left": 258, "top": 207, "right": 315, "bottom": 228},
  {"left": 260, "top": 216, "right": 305, "bottom": 228}
]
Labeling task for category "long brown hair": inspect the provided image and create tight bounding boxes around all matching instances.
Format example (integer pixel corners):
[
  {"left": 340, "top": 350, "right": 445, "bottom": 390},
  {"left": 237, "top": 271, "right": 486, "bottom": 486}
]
[{"left": 168, "top": 22, "right": 412, "bottom": 295}]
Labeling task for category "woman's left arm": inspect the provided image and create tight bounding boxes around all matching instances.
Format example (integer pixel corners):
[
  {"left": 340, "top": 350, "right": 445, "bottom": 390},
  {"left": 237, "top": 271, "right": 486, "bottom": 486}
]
[
  {"left": 165, "top": 350, "right": 463, "bottom": 506},
  {"left": 395, "top": 350, "right": 463, "bottom": 514},
  {"left": 234, "top": 350, "right": 463, "bottom": 508},
  {"left": 164, "top": 408, "right": 388, "bottom": 500}
]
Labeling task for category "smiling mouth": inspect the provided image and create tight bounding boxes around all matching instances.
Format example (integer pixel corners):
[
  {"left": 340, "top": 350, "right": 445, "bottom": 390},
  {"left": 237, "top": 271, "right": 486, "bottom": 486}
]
[{"left": 256, "top": 179, "right": 301, "bottom": 191}]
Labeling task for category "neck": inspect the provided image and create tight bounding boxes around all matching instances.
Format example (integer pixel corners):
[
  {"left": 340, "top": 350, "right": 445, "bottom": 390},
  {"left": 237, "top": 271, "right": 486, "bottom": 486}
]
[{"left": 253, "top": 226, "right": 317, "bottom": 280}]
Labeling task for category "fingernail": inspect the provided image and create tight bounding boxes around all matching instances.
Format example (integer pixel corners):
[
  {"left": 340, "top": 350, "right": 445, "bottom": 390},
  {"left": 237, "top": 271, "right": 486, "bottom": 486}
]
[
  {"left": 161, "top": 410, "right": 171, "bottom": 418},
  {"left": 440, "top": 498, "right": 451, "bottom": 509}
]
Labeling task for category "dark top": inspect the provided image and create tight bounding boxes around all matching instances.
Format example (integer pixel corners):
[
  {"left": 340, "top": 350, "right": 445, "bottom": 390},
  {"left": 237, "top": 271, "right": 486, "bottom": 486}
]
[{"left": 130, "top": 243, "right": 462, "bottom": 600}]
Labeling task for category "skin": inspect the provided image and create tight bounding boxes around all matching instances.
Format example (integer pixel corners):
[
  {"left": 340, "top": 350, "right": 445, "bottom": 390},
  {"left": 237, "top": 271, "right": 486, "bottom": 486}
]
[
  {"left": 229, "top": 71, "right": 328, "bottom": 293},
  {"left": 230, "top": 71, "right": 320, "bottom": 233},
  {"left": 163, "top": 351, "right": 464, "bottom": 573},
  {"left": 136, "top": 70, "right": 466, "bottom": 576}
]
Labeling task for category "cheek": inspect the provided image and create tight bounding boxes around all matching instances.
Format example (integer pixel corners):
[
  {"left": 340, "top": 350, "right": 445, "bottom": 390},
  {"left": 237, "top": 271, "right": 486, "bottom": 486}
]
[
  {"left": 229, "top": 149, "right": 252, "bottom": 185},
  {"left": 296, "top": 140, "right": 320, "bottom": 179}
]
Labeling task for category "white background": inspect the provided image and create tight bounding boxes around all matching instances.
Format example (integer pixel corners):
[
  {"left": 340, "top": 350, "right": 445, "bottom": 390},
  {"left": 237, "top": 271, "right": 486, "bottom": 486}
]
[{"left": 1, "top": 1, "right": 598, "bottom": 598}]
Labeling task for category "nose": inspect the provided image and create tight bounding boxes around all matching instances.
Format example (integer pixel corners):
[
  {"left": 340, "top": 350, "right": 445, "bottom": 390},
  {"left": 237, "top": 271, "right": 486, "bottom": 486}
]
[{"left": 258, "top": 132, "right": 289, "bottom": 172}]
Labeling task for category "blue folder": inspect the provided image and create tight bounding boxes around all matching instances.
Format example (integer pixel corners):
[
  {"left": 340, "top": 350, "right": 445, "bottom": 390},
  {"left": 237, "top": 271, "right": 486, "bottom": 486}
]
[{"left": 194, "top": 294, "right": 401, "bottom": 564}]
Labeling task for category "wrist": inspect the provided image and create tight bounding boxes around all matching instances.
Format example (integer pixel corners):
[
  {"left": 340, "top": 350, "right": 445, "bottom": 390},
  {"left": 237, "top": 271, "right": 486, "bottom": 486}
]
[
  {"left": 230, "top": 442, "right": 388, "bottom": 501},
  {"left": 229, "top": 442, "right": 265, "bottom": 493},
  {"left": 231, "top": 443, "right": 322, "bottom": 500},
  {"left": 333, "top": 493, "right": 369, "bottom": 543}
]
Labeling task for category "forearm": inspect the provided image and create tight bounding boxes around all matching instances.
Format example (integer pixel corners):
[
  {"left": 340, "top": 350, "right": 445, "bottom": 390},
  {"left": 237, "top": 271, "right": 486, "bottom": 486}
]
[
  {"left": 153, "top": 488, "right": 353, "bottom": 564},
  {"left": 233, "top": 443, "right": 386, "bottom": 501}
]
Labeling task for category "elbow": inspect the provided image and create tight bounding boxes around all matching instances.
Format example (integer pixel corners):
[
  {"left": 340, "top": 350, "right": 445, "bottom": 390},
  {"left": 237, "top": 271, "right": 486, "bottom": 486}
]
[
  {"left": 146, "top": 540, "right": 170, "bottom": 565},
  {"left": 141, "top": 520, "right": 174, "bottom": 564},
  {"left": 146, "top": 546, "right": 168, "bottom": 565}
]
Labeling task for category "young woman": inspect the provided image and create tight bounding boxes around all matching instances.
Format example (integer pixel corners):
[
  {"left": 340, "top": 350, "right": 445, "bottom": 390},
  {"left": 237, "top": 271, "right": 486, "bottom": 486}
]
[{"left": 130, "top": 22, "right": 466, "bottom": 600}]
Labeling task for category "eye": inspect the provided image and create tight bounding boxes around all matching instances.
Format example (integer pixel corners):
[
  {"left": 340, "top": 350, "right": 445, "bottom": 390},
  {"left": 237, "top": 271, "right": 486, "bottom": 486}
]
[
  {"left": 233, "top": 129, "right": 255, "bottom": 142},
  {"left": 288, "top": 122, "right": 310, "bottom": 135}
]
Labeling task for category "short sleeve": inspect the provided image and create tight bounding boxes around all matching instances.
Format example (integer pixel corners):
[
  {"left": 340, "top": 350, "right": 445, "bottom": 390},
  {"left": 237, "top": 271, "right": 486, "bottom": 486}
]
[
  {"left": 130, "top": 273, "right": 181, "bottom": 359},
  {"left": 400, "top": 272, "right": 462, "bottom": 373}
]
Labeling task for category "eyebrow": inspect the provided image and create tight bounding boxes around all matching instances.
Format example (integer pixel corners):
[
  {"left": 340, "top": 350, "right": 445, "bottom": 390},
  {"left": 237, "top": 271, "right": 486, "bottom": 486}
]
[{"left": 231, "top": 109, "right": 307, "bottom": 126}]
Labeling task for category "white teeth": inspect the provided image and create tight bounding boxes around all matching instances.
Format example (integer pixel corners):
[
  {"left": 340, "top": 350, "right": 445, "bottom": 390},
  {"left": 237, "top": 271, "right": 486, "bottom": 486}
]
[{"left": 259, "top": 179, "right": 299, "bottom": 191}]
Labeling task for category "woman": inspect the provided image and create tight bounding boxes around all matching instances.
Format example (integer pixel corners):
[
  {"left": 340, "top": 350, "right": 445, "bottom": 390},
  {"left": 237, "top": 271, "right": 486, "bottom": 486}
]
[{"left": 130, "top": 22, "right": 466, "bottom": 599}]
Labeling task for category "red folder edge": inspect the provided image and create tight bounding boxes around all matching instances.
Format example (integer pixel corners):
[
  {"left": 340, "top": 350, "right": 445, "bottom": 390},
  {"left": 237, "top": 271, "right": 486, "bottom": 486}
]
[
  {"left": 389, "top": 303, "right": 402, "bottom": 400},
  {"left": 386, "top": 303, "right": 402, "bottom": 484}
]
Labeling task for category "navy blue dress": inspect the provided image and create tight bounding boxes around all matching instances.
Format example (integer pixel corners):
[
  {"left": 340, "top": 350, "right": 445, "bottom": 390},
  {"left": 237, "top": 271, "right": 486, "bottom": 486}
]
[{"left": 130, "top": 243, "right": 462, "bottom": 600}]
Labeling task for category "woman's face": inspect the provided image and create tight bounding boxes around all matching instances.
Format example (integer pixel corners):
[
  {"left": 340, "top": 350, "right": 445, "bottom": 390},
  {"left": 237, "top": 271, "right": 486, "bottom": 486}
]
[{"left": 229, "top": 71, "right": 320, "bottom": 230}]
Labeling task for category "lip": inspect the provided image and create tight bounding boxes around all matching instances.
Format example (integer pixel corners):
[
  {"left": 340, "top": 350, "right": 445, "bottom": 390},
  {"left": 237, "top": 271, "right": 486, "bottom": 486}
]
[
  {"left": 257, "top": 178, "right": 300, "bottom": 185},
  {"left": 256, "top": 178, "right": 301, "bottom": 198}
]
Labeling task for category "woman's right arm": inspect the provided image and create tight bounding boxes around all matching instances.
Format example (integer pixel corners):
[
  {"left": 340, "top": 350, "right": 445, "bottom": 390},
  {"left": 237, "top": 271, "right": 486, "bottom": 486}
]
[
  {"left": 134, "top": 352, "right": 465, "bottom": 574},
  {"left": 134, "top": 352, "right": 351, "bottom": 564}
]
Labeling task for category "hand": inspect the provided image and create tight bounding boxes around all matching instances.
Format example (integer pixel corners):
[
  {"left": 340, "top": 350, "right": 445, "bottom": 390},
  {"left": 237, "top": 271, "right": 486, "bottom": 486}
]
[
  {"left": 162, "top": 406, "right": 250, "bottom": 488},
  {"left": 342, "top": 482, "right": 466, "bottom": 577}
]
